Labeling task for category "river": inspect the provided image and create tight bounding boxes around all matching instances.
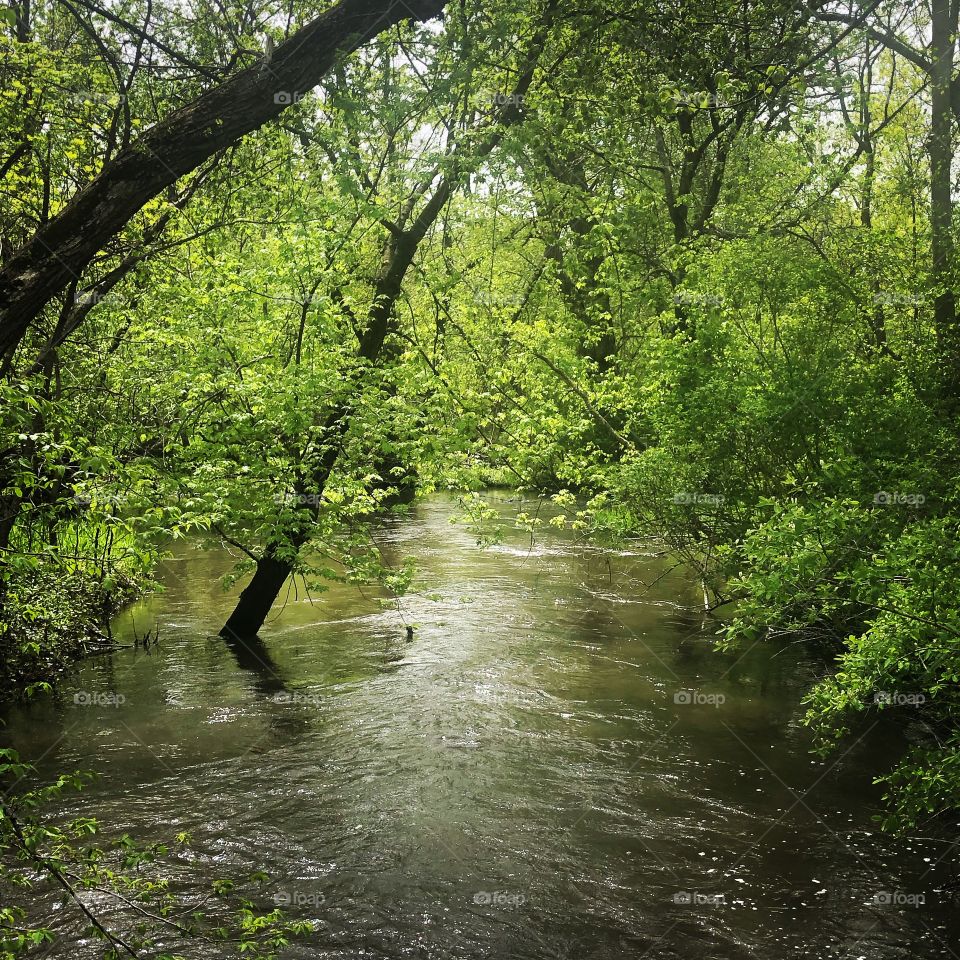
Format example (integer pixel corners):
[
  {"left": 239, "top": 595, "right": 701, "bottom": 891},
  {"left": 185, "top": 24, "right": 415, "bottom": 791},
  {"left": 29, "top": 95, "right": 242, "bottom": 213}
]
[{"left": 2, "top": 492, "right": 957, "bottom": 958}]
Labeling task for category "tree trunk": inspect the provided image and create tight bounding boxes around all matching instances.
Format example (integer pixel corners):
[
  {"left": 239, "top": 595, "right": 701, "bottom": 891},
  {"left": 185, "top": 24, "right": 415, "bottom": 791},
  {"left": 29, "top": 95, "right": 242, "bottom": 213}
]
[
  {"left": 217, "top": 7, "right": 555, "bottom": 638},
  {"left": 217, "top": 230, "right": 429, "bottom": 638},
  {"left": 220, "top": 554, "right": 293, "bottom": 640},
  {"left": 930, "top": 0, "right": 958, "bottom": 395}
]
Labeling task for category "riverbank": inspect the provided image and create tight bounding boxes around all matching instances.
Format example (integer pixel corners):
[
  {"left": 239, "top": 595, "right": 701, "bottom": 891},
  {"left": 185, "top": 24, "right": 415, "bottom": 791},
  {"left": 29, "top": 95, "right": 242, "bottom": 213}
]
[
  {"left": 0, "top": 569, "right": 139, "bottom": 696},
  {"left": 0, "top": 477, "right": 513, "bottom": 701}
]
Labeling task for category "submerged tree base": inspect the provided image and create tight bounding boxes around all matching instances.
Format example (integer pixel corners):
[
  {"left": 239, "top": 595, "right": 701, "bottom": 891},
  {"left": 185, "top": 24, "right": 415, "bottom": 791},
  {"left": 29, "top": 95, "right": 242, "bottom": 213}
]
[{"left": 220, "top": 555, "right": 293, "bottom": 641}]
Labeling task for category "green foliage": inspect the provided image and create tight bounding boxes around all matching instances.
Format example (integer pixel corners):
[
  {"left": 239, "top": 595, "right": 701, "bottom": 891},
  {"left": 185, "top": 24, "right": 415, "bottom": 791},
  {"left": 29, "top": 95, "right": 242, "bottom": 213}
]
[
  {"left": 0, "top": 749, "right": 312, "bottom": 958},
  {"left": 2, "top": 0, "right": 960, "bottom": 843}
]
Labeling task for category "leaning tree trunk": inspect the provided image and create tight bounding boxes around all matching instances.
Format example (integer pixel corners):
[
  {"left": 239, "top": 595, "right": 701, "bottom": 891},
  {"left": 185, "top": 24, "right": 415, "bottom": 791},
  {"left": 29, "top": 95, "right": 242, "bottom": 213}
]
[
  {"left": 0, "top": 0, "right": 448, "bottom": 360},
  {"left": 221, "top": 554, "right": 297, "bottom": 641},
  {"left": 219, "top": 227, "right": 430, "bottom": 639}
]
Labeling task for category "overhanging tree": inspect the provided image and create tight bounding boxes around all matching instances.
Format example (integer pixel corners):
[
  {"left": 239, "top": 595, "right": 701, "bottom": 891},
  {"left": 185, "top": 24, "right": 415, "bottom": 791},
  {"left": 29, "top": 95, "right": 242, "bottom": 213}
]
[{"left": 0, "top": 0, "right": 449, "bottom": 360}]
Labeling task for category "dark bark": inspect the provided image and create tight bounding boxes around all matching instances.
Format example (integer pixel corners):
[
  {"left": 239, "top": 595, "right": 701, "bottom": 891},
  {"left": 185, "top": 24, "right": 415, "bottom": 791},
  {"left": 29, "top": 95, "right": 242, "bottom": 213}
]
[
  {"left": 930, "top": 0, "right": 958, "bottom": 394},
  {"left": 221, "top": 554, "right": 295, "bottom": 643},
  {"left": 0, "top": 0, "right": 447, "bottom": 360},
  {"left": 218, "top": 204, "right": 448, "bottom": 639}
]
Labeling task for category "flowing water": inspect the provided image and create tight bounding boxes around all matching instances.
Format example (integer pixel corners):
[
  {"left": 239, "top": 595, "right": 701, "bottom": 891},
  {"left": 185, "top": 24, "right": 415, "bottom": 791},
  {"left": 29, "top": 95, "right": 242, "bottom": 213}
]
[{"left": 2, "top": 493, "right": 957, "bottom": 959}]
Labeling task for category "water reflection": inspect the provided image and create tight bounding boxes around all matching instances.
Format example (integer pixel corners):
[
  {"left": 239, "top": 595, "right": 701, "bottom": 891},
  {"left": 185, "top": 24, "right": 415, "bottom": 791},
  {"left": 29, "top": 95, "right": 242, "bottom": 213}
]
[{"left": 223, "top": 631, "right": 288, "bottom": 695}]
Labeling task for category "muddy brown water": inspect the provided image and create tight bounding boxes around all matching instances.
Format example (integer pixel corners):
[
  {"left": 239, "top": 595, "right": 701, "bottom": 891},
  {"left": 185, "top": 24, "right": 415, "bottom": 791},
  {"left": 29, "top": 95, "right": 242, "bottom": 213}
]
[{"left": 2, "top": 493, "right": 957, "bottom": 958}]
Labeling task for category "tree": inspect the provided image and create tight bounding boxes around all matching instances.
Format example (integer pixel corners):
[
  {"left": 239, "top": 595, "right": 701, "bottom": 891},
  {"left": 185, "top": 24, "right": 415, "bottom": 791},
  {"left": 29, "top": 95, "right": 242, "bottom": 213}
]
[
  {"left": 809, "top": 0, "right": 960, "bottom": 396},
  {"left": 0, "top": 0, "right": 448, "bottom": 360},
  {"left": 221, "top": 0, "right": 558, "bottom": 638}
]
